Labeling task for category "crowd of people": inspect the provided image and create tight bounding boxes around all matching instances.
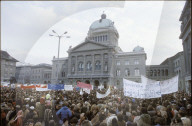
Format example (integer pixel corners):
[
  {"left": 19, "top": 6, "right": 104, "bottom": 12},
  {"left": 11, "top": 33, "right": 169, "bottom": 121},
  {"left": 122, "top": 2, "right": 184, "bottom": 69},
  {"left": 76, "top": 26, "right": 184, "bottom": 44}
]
[{"left": 1, "top": 86, "right": 191, "bottom": 126}]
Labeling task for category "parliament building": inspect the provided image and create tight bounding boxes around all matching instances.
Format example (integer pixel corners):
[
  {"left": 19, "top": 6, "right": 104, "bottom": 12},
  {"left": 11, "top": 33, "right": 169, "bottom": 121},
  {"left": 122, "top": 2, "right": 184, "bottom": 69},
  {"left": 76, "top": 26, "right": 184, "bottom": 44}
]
[{"left": 51, "top": 13, "right": 147, "bottom": 88}]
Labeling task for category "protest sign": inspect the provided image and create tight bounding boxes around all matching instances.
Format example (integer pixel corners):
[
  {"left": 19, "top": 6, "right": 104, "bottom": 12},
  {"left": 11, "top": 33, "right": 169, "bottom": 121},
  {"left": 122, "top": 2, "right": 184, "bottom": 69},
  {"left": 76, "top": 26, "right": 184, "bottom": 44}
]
[
  {"left": 77, "top": 82, "right": 92, "bottom": 90},
  {"left": 123, "top": 78, "right": 161, "bottom": 99},
  {"left": 160, "top": 75, "right": 178, "bottom": 95},
  {"left": 96, "top": 88, "right": 111, "bottom": 98},
  {"left": 48, "top": 84, "right": 64, "bottom": 90},
  {"left": 98, "top": 85, "right": 104, "bottom": 90},
  {"left": 21, "top": 84, "right": 36, "bottom": 89},
  {"left": 64, "top": 85, "right": 73, "bottom": 91}
]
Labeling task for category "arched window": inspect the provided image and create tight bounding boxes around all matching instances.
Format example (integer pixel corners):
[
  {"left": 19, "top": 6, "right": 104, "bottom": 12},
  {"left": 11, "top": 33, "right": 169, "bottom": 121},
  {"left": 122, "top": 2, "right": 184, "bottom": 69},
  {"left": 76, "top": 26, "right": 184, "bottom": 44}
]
[
  {"left": 116, "top": 69, "right": 121, "bottom": 76},
  {"left": 125, "top": 69, "right": 130, "bottom": 76},
  {"left": 86, "top": 61, "right": 92, "bottom": 71},
  {"left": 134, "top": 68, "right": 140, "bottom": 76},
  {"left": 150, "top": 70, "right": 153, "bottom": 76},
  {"left": 78, "top": 62, "right": 84, "bottom": 71},
  {"left": 95, "top": 61, "right": 101, "bottom": 70}
]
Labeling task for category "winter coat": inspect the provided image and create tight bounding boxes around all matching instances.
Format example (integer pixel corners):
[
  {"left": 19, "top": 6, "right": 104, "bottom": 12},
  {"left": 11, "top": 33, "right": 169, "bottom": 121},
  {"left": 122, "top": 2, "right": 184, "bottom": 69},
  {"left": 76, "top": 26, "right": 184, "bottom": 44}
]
[
  {"left": 56, "top": 106, "right": 72, "bottom": 124},
  {"left": 38, "top": 104, "right": 45, "bottom": 119},
  {"left": 137, "top": 114, "right": 151, "bottom": 126}
]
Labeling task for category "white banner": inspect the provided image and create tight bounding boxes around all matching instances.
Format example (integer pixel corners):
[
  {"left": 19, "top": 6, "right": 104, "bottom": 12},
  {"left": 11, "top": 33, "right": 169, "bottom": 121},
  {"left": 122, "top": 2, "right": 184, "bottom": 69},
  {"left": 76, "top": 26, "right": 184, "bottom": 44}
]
[
  {"left": 160, "top": 75, "right": 178, "bottom": 95},
  {"left": 83, "top": 88, "right": 90, "bottom": 94},
  {"left": 64, "top": 85, "right": 73, "bottom": 91},
  {"left": 96, "top": 88, "right": 111, "bottom": 99},
  {"left": 36, "top": 87, "right": 50, "bottom": 91},
  {"left": 123, "top": 78, "right": 161, "bottom": 99}
]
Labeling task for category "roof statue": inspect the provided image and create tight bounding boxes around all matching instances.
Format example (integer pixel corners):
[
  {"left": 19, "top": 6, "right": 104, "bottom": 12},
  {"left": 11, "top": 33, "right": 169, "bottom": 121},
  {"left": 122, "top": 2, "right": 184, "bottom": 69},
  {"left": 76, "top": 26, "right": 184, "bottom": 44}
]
[{"left": 89, "top": 13, "right": 115, "bottom": 30}]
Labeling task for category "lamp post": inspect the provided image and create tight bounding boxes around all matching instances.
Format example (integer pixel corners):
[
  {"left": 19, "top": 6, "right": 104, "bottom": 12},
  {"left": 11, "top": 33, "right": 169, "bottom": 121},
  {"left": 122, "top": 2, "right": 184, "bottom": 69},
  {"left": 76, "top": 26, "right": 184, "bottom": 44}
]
[
  {"left": 49, "top": 30, "right": 70, "bottom": 58},
  {"left": 49, "top": 30, "right": 70, "bottom": 83}
]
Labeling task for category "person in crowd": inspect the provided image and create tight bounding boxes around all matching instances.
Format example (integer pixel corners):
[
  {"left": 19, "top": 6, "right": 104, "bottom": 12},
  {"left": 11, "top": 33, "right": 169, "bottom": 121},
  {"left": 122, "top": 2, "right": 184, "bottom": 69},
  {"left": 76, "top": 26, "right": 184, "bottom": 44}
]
[
  {"left": 56, "top": 101, "right": 72, "bottom": 125},
  {"left": 137, "top": 107, "right": 151, "bottom": 126}
]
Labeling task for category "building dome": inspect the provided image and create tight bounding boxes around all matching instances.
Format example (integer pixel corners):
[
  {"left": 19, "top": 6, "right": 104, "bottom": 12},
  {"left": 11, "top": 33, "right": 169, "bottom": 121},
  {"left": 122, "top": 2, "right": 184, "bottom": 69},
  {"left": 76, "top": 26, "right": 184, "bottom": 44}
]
[
  {"left": 89, "top": 14, "right": 115, "bottom": 30},
  {"left": 133, "top": 46, "right": 144, "bottom": 52}
]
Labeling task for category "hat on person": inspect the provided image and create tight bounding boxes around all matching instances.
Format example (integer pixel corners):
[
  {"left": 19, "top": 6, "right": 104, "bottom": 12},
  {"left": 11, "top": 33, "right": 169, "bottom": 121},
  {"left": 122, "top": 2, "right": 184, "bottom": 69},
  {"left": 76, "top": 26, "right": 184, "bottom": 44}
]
[
  {"left": 30, "top": 106, "right": 35, "bottom": 110},
  {"left": 16, "top": 105, "right": 20, "bottom": 109},
  {"left": 180, "top": 107, "right": 185, "bottom": 111},
  {"left": 26, "top": 104, "right": 29, "bottom": 108}
]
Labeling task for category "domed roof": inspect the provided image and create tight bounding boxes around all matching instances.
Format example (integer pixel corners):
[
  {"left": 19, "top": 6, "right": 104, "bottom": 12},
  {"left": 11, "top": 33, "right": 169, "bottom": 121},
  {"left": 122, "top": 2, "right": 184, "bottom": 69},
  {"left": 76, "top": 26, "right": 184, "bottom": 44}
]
[
  {"left": 133, "top": 46, "right": 144, "bottom": 52},
  {"left": 89, "top": 14, "right": 115, "bottom": 30}
]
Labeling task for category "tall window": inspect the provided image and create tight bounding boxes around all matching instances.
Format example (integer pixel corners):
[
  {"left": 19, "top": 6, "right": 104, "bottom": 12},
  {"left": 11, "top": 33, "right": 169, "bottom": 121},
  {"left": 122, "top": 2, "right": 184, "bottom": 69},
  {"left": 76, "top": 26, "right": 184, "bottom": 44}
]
[
  {"left": 72, "top": 64, "right": 75, "bottom": 73},
  {"left": 78, "top": 62, "right": 84, "bottom": 71},
  {"left": 134, "top": 68, "right": 140, "bottom": 76},
  {"left": 95, "top": 61, "right": 101, "bottom": 70},
  {"left": 62, "top": 72, "right": 65, "bottom": 77},
  {"left": 105, "top": 35, "right": 108, "bottom": 41},
  {"left": 116, "top": 69, "right": 121, "bottom": 76},
  {"left": 86, "top": 61, "right": 92, "bottom": 71},
  {"left": 134, "top": 60, "right": 139, "bottom": 65},
  {"left": 125, "top": 69, "right": 130, "bottom": 76}
]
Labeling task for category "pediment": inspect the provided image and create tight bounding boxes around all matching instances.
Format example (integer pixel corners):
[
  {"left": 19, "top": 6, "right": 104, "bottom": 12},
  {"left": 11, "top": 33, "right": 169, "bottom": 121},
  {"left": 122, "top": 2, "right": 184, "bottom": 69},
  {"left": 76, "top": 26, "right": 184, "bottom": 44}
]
[{"left": 70, "top": 41, "right": 109, "bottom": 52}]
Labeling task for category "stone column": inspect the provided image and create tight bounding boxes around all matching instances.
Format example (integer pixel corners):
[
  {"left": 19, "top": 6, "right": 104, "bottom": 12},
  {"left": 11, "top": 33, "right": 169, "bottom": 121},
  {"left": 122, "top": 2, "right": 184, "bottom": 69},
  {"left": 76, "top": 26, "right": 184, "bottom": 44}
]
[
  {"left": 75, "top": 56, "right": 78, "bottom": 74},
  {"left": 83, "top": 55, "right": 86, "bottom": 75},
  {"left": 68, "top": 56, "right": 71, "bottom": 75},
  {"left": 101, "top": 53, "right": 104, "bottom": 75},
  {"left": 92, "top": 54, "right": 95, "bottom": 74}
]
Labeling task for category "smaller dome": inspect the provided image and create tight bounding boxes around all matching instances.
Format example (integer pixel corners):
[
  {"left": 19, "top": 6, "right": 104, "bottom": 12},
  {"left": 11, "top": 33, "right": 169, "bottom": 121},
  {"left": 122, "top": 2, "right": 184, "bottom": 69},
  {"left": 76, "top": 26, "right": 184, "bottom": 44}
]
[{"left": 133, "top": 46, "right": 144, "bottom": 52}]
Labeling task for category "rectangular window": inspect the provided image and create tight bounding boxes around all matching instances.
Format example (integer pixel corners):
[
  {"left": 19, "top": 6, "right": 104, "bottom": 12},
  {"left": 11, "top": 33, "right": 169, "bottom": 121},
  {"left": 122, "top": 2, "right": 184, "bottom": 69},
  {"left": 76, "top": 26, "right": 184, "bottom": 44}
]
[
  {"left": 125, "top": 60, "right": 129, "bottom": 65},
  {"left": 116, "top": 61, "right": 120, "bottom": 66},
  {"left": 134, "top": 60, "right": 139, "bottom": 65},
  {"left": 99, "top": 36, "right": 102, "bottom": 42},
  {"left": 135, "top": 69, "right": 140, "bottom": 76}
]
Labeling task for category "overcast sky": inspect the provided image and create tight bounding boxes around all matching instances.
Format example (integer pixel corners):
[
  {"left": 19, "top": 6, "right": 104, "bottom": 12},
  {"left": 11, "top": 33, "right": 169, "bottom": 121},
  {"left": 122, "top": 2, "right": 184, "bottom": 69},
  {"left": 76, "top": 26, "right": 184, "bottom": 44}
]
[{"left": 1, "top": 1, "right": 185, "bottom": 65}]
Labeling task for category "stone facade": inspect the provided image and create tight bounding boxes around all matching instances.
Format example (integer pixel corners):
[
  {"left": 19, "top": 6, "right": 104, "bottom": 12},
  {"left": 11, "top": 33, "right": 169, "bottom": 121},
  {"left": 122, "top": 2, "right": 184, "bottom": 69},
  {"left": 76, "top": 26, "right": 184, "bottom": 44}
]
[
  {"left": 1, "top": 50, "right": 18, "bottom": 82},
  {"left": 51, "top": 14, "right": 146, "bottom": 88},
  {"left": 51, "top": 57, "right": 68, "bottom": 84},
  {"left": 146, "top": 52, "right": 186, "bottom": 91},
  {"left": 16, "top": 65, "right": 32, "bottom": 84},
  {"left": 30, "top": 63, "right": 52, "bottom": 84},
  {"left": 179, "top": 1, "right": 191, "bottom": 93}
]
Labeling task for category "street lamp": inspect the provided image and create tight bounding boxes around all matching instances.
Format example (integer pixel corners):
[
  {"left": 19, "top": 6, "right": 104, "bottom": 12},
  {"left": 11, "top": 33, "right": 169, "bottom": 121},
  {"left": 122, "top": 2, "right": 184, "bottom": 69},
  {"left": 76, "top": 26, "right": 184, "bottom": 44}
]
[
  {"left": 49, "top": 30, "right": 70, "bottom": 58},
  {"left": 49, "top": 30, "right": 70, "bottom": 84}
]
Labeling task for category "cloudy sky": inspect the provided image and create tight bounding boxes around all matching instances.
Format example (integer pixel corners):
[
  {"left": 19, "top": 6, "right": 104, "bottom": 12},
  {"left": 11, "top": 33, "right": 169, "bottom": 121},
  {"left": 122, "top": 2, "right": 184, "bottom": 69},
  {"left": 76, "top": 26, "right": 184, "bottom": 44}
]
[{"left": 1, "top": 1, "right": 185, "bottom": 65}]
